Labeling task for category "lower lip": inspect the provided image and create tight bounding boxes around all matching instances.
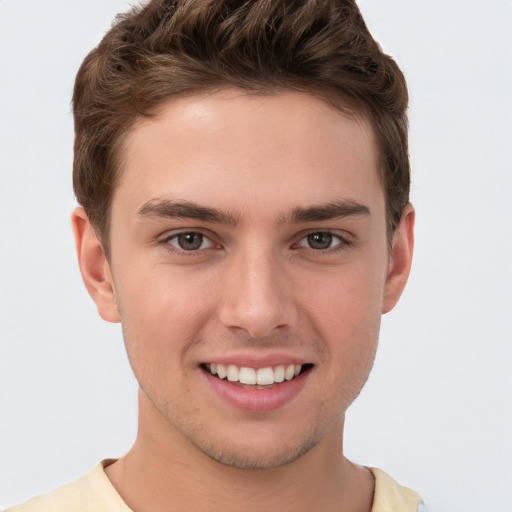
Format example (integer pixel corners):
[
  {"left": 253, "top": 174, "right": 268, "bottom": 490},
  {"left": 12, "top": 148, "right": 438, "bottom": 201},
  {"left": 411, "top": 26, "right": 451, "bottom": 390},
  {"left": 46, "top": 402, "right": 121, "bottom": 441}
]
[{"left": 202, "top": 368, "right": 311, "bottom": 413}]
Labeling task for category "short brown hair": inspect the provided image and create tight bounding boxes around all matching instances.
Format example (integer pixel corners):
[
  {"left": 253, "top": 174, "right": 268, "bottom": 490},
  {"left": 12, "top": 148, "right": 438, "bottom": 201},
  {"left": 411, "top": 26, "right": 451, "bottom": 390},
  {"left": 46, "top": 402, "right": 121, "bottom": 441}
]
[{"left": 73, "top": 0, "right": 409, "bottom": 253}]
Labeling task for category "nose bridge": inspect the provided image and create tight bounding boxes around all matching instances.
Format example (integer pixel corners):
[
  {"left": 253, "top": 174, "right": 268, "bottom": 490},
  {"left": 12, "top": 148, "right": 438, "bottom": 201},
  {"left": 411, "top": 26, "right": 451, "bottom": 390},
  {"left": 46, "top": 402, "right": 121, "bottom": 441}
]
[{"left": 218, "top": 241, "right": 296, "bottom": 338}]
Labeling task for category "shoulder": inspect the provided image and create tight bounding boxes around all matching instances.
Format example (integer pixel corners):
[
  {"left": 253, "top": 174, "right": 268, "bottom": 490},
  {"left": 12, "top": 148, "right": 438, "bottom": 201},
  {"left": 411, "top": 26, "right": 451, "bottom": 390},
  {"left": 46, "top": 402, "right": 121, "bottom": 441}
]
[
  {"left": 369, "top": 467, "right": 424, "bottom": 512},
  {"left": 3, "top": 460, "right": 131, "bottom": 512}
]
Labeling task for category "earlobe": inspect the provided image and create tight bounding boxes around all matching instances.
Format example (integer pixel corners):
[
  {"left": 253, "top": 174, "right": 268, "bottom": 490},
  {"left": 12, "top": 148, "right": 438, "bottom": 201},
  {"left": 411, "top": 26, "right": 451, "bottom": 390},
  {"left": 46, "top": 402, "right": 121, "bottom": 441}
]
[
  {"left": 382, "top": 204, "right": 415, "bottom": 314},
  {"left": 71, "top": 206, "right": 120, "bottom": 323}
]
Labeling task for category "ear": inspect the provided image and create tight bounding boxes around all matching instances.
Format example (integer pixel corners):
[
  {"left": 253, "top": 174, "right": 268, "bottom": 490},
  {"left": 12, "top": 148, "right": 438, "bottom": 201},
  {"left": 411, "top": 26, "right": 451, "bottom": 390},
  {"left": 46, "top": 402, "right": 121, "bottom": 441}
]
[
  {"left": 71, "top": 206, "right": 120, "bottom": 323},
  {"left": 382, "top": 203, "right": 415, "bottom": 314}
]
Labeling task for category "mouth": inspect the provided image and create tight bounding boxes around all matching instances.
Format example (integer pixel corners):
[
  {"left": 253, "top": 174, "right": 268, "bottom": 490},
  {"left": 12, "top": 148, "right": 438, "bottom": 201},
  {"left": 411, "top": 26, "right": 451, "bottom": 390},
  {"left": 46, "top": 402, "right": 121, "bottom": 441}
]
[{"left": 201, "top": 362, "right": 314, "bottom": 388}]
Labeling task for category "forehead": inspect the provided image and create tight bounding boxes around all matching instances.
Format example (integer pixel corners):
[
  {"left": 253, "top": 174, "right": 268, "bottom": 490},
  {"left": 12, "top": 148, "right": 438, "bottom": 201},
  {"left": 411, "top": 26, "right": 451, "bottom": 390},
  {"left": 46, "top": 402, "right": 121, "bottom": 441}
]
[{"left": 114, "top": 89, "right": 382, "bottom": 220}]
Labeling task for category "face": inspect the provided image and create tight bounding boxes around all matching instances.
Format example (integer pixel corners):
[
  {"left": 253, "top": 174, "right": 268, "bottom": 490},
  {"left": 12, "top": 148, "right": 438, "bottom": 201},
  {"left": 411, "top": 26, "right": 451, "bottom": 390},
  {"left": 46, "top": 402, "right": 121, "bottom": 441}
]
[{"left": 75, "top": 89, "right": 413, "bottom": 469}]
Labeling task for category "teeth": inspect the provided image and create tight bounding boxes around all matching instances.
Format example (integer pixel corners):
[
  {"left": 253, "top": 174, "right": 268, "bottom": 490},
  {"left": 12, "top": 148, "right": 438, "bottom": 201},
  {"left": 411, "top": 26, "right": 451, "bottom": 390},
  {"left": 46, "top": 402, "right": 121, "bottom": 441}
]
[
  {"left": 239, "top": 367, "right": 257, "bottom": 385},
  {"left": 274, "top": 365, "right": 285, "bottom": 383},
  {"left": 207, "top": 363, "right": 304, "bottom": 385},
  {"left": 216, "top": 364, "right": 227, "bottom": 379},
  {"left": 227, "top": 364, "right": 239, "bottom": 382},
  {"left": 284, "top": 364, "right": 295, "bottom": 381},
  {"left": 256, "top": 367, "right": 274, "bottom": 385}
]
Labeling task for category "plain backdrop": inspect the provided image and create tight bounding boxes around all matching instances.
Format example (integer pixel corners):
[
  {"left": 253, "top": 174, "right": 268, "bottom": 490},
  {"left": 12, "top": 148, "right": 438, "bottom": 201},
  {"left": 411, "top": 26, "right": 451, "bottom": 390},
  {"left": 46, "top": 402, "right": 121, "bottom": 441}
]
[{"left": 1, "top": 1, "right": 511, "bottom": 511}]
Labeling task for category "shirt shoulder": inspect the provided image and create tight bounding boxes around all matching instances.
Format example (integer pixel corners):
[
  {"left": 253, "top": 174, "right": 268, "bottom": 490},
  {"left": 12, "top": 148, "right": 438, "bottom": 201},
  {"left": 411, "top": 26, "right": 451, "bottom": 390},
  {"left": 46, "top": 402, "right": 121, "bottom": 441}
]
[
  {"left": 3, "top": 460, "right": 132, "bottom": 512},
  {"left": 369, "top": 467, "right": 423, "bottom": 512}
]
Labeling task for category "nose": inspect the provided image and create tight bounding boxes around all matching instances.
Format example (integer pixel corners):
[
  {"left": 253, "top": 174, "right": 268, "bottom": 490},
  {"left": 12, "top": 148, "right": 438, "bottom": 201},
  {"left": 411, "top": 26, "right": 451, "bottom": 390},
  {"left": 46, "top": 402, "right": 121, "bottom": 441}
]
[{"left": 217, "top": 247, "right": 298, "bottom": 339}]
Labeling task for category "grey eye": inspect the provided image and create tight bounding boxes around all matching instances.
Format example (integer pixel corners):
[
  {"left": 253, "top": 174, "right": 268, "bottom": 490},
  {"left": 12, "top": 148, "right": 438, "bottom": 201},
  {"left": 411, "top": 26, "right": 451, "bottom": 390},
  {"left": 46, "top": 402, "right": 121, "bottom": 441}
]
[
  {"left": 308, "top": 233, "right": 332, "bottom": 249},
  {"left": 177, "top": 232, "right": 203, "bottom": 250},
  {"left": 167, "top": 232, "right": 213, "bottom": 251},
  {"left": 303, "top": 232, "right": 335, "bottom": 250}
]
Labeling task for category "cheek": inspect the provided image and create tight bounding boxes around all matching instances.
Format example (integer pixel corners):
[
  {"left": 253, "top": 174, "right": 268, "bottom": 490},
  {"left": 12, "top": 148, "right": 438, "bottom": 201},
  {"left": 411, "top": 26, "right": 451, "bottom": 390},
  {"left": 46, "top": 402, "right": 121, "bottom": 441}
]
[
  {"left": 117, "top": 260, "right": 211, "bottom": 325},
  {"left": 114, "top": 267, "right": 215, "bottom": 373},
  {"left": 304, "top": 263, "right": 385, "bottom": 330},
  {"left": 303, "top": 266, "right": 383, "bottom": 378}
]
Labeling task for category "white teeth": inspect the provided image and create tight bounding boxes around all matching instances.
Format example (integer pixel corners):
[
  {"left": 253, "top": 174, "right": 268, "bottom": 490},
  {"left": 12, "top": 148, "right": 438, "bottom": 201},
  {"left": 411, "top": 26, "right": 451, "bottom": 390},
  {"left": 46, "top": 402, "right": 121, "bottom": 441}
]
[
  {"left": 227, "top": 364, "right": 239, "bottom": 382},
  {"left": 256, "top": 367, "right": 274, "bottom": 386},
  {"left": 274, "top": 365, "right": 285, "bottom": 383},
  {"left": 216, "top": 364, "right": 227, "bottom": 379},
  {"left": 207, "top": 363, "right": 305, "bottom": 385},
  {"left": 239, "top": 367, "right": 257, "bottom": 385},
  {"left": 284, "top": 364, "right": 295, "bottom": 381}
]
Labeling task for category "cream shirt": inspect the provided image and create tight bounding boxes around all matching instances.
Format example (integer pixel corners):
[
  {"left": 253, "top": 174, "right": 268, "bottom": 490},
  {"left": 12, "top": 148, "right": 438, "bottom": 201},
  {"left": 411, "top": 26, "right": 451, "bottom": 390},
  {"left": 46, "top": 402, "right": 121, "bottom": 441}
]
[{"left": 4, "top": 460, "right": 423, "bottom": 512}]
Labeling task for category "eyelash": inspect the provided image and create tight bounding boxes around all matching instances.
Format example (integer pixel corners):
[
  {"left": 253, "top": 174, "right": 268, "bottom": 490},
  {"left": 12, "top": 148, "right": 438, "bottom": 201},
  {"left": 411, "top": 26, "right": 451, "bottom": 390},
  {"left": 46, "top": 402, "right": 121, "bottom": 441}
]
[
  {"left": 294, "top": 231, "right": 352, "bottom": 254},
  {"left": 160, "top": 231, "right": 219, "bottom": 256},
  {"left": 159, "top": 230, "right": 352, "bottom": 256}
]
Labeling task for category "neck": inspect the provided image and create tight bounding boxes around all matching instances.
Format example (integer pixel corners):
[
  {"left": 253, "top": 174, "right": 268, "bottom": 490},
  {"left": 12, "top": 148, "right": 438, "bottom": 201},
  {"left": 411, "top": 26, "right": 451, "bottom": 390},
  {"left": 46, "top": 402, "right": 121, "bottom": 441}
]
[{"left": 105, "top": 390, "right": 374, "bottom": 512}]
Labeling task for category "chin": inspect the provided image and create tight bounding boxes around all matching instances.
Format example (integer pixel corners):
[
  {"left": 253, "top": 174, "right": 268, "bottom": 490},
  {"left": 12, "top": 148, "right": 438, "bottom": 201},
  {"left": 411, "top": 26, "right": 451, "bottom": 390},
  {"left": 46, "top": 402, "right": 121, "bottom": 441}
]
[{"left": 195, "top": 435, "right": 318, "bottom": 470}]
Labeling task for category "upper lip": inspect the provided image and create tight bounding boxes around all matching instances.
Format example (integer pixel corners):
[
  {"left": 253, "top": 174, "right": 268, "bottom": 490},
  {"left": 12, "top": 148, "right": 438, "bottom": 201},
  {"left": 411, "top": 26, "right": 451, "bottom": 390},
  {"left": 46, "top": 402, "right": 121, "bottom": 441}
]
[{"left": 201, "top": 352, "right": 309, "bottom": 369}]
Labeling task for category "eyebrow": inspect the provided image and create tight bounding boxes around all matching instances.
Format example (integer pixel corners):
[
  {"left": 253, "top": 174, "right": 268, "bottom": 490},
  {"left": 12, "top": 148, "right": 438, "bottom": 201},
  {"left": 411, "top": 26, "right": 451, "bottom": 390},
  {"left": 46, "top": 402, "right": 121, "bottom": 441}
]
[
  {"left": 137, "top": 198, "right": 370, "bottom": 226},
  {"left": 137, "top": 199, "right": 240, "bottom": 226},
  {"left": 284, "top": 200, "right": 370, "bottom": 224}
]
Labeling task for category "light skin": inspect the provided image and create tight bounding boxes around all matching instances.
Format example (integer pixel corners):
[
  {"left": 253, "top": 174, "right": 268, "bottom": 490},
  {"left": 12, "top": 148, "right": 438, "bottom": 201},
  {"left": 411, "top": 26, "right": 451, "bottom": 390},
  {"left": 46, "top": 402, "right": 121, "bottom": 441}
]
[{"left": 72, "top": 89, "right": 414, "bottom": 512}]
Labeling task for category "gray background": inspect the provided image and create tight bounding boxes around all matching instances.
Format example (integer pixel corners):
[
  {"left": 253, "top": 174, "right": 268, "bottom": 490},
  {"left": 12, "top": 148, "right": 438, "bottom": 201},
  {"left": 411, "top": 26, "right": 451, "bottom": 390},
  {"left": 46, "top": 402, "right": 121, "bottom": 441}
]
[{"left": 1, "top": 1, "right": 511, "bottom": 511}]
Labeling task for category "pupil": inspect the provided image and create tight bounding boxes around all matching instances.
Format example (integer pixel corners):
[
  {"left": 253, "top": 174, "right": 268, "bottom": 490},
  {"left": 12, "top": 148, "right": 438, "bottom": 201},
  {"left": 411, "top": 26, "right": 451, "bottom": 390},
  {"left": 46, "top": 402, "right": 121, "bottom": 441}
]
[
  {"left": 308, "top": 232, "right": 332, "bottom": 249},
  {"left": 178, "top": 233, "right": 202, "bottom": 250}
]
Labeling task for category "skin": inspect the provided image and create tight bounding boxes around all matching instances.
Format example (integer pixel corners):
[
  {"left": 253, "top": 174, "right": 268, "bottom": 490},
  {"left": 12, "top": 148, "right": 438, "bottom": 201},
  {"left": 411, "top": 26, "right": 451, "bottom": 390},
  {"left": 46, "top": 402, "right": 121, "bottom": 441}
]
[{"left": 72, "top": 89, "right": 414, "bottom": 512}]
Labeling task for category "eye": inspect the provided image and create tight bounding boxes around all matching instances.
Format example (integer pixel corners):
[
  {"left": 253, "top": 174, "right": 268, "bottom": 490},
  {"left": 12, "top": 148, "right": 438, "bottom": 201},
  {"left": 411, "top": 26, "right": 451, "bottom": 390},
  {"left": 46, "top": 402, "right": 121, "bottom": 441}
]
[
  {"left": 165, "top": 232, "right": 216, "bottom": 251},
  {"left": 297, "top": 232, "right": 344, "bottom": 250}
]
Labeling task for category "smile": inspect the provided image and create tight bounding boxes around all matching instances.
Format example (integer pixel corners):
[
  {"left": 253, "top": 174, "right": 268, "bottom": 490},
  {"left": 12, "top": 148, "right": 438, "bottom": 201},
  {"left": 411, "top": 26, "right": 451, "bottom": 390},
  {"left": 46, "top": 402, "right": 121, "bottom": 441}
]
[
  {"left": 201, "top": 361, "right": 313, "bottom": 412},
  {"left": 203, "top": 363, "right": 313, "bottom": 386}
]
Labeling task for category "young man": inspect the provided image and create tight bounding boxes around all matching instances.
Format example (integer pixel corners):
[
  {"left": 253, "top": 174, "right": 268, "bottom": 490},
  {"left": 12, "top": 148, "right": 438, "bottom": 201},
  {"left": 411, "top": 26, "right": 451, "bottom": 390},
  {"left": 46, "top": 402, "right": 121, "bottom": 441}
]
[{"left": 6, "top": 0, "right": 421, "bottom": 510}]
